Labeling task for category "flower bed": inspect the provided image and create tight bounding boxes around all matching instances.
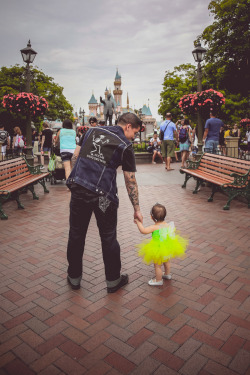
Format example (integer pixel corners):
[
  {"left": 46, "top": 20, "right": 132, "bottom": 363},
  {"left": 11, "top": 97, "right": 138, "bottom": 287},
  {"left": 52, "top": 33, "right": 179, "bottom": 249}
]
[
  {"left": 2, "top": 92, "right": 48, "bottom": 118},
  {"left": 179, "top": 89, "right": 225, "bottom": 117}
]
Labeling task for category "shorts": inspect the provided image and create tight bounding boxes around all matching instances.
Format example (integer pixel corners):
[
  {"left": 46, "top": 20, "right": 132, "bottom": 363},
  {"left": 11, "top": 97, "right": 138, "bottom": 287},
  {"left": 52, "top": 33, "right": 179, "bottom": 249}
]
[
  {"left": 43, "top": 147, "right": 51, "bottom": 152},
  {"left": 179, "top": 140, "right": 190, "bottom": 152},
  {"left": 161, "top": 140, "right": 175, "bottom": 158},
  {"left": 61, "top": 151, "right": 73, "bottom": 162},
  {"left": 205, "top": 140, "right": 219, "bottom": 154}
]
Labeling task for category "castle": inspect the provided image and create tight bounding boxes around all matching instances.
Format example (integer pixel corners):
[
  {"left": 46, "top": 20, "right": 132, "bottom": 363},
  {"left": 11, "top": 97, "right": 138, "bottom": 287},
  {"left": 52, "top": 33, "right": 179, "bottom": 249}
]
[{"left": 83, "top": 70, "right": 156, "bottom": 139}]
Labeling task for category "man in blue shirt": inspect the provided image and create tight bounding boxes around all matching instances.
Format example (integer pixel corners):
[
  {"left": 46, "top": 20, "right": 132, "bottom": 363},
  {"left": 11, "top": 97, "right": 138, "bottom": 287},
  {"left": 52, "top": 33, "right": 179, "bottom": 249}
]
[
  {"left": 160, "top": 113, "right": 178, "bottom": 171},
  {"left": 203, "top": 111, "right": 224, "bottom": 154}
]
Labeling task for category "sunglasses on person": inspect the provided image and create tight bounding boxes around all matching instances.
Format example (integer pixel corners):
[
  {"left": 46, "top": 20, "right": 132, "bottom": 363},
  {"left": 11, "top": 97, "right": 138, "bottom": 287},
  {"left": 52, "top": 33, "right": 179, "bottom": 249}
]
[{"left": 90, "top": 121, "right": 96, "bottom": 124}]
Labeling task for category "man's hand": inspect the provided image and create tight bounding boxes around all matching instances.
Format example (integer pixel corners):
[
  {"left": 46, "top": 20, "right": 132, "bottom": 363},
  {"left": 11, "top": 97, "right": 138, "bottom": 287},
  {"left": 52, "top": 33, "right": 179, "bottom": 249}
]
[{"left": 134, "top": 210, "right": 143, "bottom": 223}]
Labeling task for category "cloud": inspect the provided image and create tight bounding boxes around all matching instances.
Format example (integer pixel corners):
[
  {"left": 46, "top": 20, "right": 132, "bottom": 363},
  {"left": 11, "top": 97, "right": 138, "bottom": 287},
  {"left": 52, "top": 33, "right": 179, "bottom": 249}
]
[{"left": 0, "top": 0, "right": 212, "bottom": 120}]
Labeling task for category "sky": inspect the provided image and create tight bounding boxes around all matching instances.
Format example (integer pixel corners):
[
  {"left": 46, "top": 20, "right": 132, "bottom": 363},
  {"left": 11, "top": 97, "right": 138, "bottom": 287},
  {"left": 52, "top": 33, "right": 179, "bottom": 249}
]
[{"left": 0, "top": 0, "right": 213, "bottom": 121}]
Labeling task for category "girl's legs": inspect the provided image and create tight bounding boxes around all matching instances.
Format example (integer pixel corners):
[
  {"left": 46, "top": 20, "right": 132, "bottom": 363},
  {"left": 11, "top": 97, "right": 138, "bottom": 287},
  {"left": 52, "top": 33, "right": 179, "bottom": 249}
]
[
  {"left": 63, "top": 160, "right": 72, "bottom": 180},
  {"left": 163, "top": 261, "right": 171, "bottom": 279},
  {"left": 154, "top": 263, "right": 163, "bottom": 281},
  {"left": 181, "top": 151, "right": 186, "bottom": 167}
]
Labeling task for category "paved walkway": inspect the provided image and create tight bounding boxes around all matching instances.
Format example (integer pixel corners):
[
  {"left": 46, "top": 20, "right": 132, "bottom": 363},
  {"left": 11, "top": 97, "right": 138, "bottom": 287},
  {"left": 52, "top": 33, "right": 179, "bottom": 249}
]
[{"left": 0, "top": 162, "right": 250, "bottom": 375}]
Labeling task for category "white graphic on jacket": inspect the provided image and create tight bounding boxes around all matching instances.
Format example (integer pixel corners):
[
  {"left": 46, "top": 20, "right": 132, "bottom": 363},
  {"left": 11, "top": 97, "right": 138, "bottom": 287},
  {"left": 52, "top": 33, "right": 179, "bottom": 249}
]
[{"left": 90, "top": 135, "right": 110, "bottom": 159}]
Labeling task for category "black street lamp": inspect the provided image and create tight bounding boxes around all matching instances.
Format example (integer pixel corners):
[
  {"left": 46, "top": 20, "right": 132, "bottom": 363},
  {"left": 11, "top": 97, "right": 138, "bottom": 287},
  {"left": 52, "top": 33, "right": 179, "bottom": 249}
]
[
  {"left": 192, "top": 42, "right": 207, "bottom": 156},
  {"left": 79, "top": 108, "right": 85, "bottom": 125},
  {"left": 20, "top": 40, "right": 37, "bottom": 165}
]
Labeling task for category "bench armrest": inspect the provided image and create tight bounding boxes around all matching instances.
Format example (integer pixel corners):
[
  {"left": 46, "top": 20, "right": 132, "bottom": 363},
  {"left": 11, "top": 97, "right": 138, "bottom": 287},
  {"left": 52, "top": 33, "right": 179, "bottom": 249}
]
[
  {"left": 186, "top": 159, "right": 200, "bottom": 170},
  {"left": 0, "top": 190, "right": 10, "bottom": 200},
  {"left": 223, "top": 168, "right": 250, "bottom": 188}
]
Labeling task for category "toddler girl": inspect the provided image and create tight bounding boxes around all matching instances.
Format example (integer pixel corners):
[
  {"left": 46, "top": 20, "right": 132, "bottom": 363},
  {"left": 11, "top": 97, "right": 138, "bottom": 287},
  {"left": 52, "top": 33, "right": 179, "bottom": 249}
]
[{"left": 135, "top": 203, "right": 188, "bottom": 286}]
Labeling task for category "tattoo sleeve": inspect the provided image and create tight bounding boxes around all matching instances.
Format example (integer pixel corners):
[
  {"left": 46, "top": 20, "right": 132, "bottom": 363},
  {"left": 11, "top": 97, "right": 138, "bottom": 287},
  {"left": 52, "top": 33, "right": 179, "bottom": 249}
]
[{"left": 124, "top": 171, "right": 140, "bottom": 210}]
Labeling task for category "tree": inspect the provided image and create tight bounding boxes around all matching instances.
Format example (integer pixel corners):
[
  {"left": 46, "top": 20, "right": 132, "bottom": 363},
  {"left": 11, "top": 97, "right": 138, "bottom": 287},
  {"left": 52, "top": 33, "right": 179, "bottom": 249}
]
[
  {"left": 0, "top": 65, "right": 73, "bottom": 134},
  {"left": 198, "top": 0, "right": 250, "bottom": 96},
  {"left": 158, "top": 64, "right": 204, "bottom": 121}
]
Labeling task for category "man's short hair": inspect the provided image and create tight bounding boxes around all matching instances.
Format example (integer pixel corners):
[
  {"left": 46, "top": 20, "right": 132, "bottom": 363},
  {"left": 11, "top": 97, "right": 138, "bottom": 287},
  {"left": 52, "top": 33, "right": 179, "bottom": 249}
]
[
  {"left": 166, "top": 112, "right": 172, "bottom": 119},
  {"left": 118, "top": 113, "right": 142, "bottom": 129},
  {"left": 89, "top": 117, "right": 97, "bottom": 124}
]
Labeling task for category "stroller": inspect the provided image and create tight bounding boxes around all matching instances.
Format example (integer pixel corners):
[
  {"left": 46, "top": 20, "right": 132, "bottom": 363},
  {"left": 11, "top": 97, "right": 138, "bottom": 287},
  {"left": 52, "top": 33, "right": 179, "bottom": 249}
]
[{"left": 48, "top": 146, "right": 66, "bottom": 185}]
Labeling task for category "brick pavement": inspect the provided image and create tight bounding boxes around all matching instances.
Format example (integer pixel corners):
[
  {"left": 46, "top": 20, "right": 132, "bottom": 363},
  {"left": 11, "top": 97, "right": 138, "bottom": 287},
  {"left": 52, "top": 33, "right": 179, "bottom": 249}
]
[{"left": 0, "top": 163, "right": 250, "bottom": 375}]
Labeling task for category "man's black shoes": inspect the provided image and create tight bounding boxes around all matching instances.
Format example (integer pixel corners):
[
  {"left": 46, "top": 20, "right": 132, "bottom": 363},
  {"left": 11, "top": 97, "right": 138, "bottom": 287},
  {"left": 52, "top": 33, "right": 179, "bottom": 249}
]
[
  {"left": 67, "top": 276, "right": 81, "bottom": 290},
  {"left": 107, "top": 274, "right": 129, "bottom": 293}
]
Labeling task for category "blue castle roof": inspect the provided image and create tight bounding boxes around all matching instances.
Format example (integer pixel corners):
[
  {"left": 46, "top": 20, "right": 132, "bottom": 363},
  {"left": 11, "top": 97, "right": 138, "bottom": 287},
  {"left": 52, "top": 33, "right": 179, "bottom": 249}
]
[
  {"left": 115, "top": 69, "right": 121, "bottom": 80},
  {"left": 88, "top": 94, "right": 97, "bottom": 104}
]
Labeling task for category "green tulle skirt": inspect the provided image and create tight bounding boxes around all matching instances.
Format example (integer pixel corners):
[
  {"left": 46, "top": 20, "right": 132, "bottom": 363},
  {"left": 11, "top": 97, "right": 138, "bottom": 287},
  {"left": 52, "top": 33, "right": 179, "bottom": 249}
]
[{"left": 137, "top": 226, "right": 188, "bottom": 265}]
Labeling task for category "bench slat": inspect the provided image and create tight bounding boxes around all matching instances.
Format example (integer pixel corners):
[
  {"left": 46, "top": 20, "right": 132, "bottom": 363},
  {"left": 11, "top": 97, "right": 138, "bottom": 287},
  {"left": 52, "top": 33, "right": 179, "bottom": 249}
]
[
  {"left": 0, "top": 158, "right": 26, "bottom": 170},
  {"left": 0, "top": 171, "right": 32, "bottom": 187},
  {"left": 0, "top": 166, "right": 29, "bottom": 181},
  {"left": 200, "top": 159, "right": 249, "bottom": 175},
  {"left": 203, "top": 153, "right": 250, "bottom": 166},
  {"left": 1, "top": 173, "right": 49, "bottom": 193}
]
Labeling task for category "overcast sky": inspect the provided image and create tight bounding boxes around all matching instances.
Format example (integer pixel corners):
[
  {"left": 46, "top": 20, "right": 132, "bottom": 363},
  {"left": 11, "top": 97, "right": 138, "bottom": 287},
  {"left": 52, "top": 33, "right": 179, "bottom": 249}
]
[{"left": 0, "top": 0, "right": 213, "bottom": 121}]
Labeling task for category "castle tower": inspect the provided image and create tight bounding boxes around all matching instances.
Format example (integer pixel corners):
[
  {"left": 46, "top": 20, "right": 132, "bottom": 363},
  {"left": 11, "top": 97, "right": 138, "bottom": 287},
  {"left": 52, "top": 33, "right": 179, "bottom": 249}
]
[
  {"left": 88, "top": 92, "right": 98, "bottom": 116},
  {"left": 113, "top": 69, "right": 122, "bottom": 108}
]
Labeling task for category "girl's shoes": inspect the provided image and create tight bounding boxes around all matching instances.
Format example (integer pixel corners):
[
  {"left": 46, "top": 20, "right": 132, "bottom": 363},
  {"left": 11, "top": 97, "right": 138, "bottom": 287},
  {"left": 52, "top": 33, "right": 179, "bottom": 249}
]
[
  {"left": 148, "top": 279, "right": 163, "bottom": 286},
  {"left": 162, "top": 273, "right": 172, "bottom": 280}
]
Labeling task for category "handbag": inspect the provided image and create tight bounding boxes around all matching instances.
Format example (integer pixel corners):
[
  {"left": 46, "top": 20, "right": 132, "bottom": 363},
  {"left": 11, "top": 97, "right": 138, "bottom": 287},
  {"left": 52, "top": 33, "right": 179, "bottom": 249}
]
[
  {"left": 48, "top": 154, "right": 56, "bottom": 171},
  {"left": 159, "top": 121, "right": 170, "bottom": 141}
]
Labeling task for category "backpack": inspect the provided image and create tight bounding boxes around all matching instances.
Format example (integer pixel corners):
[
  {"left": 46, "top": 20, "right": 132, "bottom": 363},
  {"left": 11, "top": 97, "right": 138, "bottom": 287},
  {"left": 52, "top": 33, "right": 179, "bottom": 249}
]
[
  {"left": 18, "top": 136, "right": 25, "bottom": 148},
  {"left": 0, "top": 130, "right": 8, "bottom": 146},
  {"left": 179, "top": 127, "right": 188, "bottom": 143}
]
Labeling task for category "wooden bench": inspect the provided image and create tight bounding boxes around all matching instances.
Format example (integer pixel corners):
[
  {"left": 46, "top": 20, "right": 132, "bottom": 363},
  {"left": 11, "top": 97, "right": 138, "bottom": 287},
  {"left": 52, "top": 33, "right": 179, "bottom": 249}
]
[
  {"left": 180, "top": 153, "right": 250, "bottom": 210},
  {"left": 0, "top": 157, "right": 50, "bottom": 220}
]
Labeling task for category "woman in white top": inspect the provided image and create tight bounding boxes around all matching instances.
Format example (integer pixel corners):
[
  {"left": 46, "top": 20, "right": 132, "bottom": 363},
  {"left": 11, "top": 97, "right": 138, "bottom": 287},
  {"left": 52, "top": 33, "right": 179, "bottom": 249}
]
[{"left": 12, "top": 126, "right": 24, "bottom": 156}]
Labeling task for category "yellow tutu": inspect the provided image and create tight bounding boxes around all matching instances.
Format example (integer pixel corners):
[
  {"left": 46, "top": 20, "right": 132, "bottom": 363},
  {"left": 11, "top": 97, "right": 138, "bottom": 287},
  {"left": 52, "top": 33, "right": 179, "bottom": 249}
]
[{"left": 137, "top": 222, "right": 188, "bottom": 265}]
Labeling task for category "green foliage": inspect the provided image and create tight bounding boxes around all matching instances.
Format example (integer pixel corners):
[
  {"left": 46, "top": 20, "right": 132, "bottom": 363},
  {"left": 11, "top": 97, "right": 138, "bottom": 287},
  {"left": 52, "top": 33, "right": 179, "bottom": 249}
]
[
  {"left": 0, "top": 65, "right": 73, "bottom": 134},
  {"left": 159, "top": 0, "right": 250, "bottom": 125},
  {"left": 198, "top": 0, "right": 250, "bottom": 96},
  {"left": 158, "top": 64, "right": 200, "bottom": 121}
]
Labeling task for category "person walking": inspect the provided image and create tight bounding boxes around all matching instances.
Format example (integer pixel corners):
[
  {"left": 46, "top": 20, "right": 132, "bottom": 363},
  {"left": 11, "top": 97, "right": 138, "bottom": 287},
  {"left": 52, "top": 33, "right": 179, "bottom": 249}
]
[
  {"left": 203, "top": 111, "right": 224, "bottom": 154},
  {"left": 66, "top": 113, "right": 143, "bottom": 293},
  {"left": 135, "top": 203, "right": 188, "bottom": 286},
  {"left": 179, "top": 119, "right": 192, "bottom": 168},
  {"left": 55, "top": 119, "right": 76, "bottom": 180},
  {"left": 12, "top": 127, "right": 24, "bottom": 156},
  {"left": 160, "top": 113, "right": 178, "bottom": 171},
  {"left": 40, "top": 122, "right": 53, "bottom": 168},
  {"left": 0, "top": 124, "right": 10, "bottom": 159}
]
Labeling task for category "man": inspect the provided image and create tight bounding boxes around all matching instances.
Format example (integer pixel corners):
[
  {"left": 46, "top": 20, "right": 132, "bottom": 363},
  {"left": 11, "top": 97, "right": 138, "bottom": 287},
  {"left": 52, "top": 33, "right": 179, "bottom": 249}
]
[
  {"left": 66, "top": 112, "right": 143, "bottom": 293},
  {"left": 0, "top": 124, "right": 10, "bottom": 160},
  {"left": 160, "top": 113, "right": 178, "bottom": 171},
  {"left": 203, "top": 111, "right": 224, "bottom": 154},
  {"left": 89, "top": 117, "right": 98, "bottom": 127},
  {"left": 100, "top": 94, "right": 114, "bottom": 125},
  {"left": 41, "top": 122, "right": 53, "bottom": 168}
]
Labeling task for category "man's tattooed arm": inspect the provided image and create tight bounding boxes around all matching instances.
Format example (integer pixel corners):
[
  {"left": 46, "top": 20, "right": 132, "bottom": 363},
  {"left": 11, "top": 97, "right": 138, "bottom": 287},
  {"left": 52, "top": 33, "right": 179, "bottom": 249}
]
[{"left": 124, "top": 171, "right": 143, "bottom": 222}]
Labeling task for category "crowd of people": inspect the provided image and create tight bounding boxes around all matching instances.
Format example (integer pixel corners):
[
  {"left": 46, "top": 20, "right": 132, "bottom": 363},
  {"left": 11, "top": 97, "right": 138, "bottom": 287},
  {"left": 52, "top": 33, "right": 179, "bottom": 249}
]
[{"left": 148, "top": 112, "right": 250, "bottom": 168}]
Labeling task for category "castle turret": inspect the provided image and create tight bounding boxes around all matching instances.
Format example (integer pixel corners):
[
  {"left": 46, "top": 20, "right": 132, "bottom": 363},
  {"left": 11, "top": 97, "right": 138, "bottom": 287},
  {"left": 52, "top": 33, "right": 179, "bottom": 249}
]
[
  {"left": 88, "top": 93, "right": 98, "bottom": 116},
  {"left": 113, "top": 69, "right": 122, "bottom": 108}
]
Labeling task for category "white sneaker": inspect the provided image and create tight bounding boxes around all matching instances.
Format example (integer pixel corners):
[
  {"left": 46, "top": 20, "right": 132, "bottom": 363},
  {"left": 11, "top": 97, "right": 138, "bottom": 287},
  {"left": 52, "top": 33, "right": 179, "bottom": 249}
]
[
  {"left": 152, "top": 162, "right": 156, "bottom": 164},
  {"left": 148, "top": 279, "right": 163, "bottom": 286},
  {"left": 162, "top": 273, "right": 172, "bottom": 280},
  {"left": 40, "top": 166, "right": 45, "bottom": 170}
]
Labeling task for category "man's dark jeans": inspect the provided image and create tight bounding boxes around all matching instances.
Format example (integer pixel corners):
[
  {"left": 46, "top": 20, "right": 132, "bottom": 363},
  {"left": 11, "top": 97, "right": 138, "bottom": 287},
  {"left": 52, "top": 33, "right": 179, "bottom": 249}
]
[{"left": 67, "top": 187, "right": 121, "bottom": 282}]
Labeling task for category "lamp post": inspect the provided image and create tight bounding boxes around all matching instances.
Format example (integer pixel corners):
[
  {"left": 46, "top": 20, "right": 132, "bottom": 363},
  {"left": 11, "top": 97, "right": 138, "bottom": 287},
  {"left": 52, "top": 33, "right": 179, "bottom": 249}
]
[
  {"left": 138, "top": 108, "right": 143, "bottom": 142},
  {"left": 192, "top": 42, "right": 207, "bottom": 156},
  {"left": 20, "top": 40, "right": 37, "bottom": 165},
  {"left": 79, "top": 108, "right": 85, "bottom": 125}
]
